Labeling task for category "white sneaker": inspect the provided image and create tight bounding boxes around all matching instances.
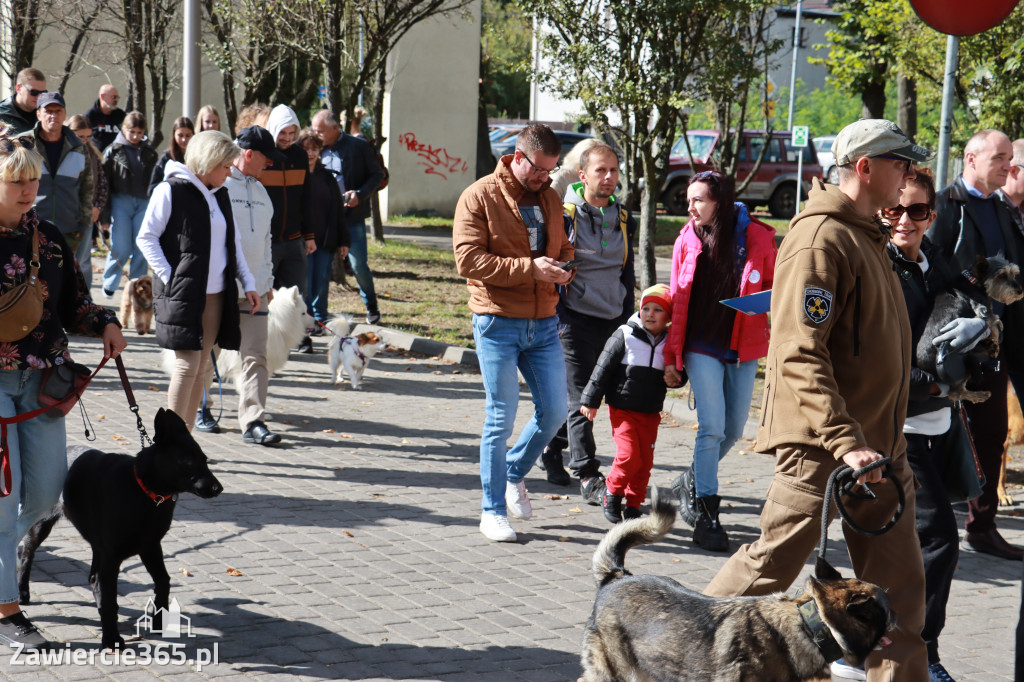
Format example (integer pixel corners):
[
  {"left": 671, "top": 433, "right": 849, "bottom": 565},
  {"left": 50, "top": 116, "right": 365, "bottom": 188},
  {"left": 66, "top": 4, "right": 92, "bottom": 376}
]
[
  {"left": 505, "top": 480, "right": 532, "bottom": 519},
  {"left": 830, "top": 659, "right": 866, "bottom": 681},
  {"left": 480, "top": 513, "right": 517, "bottom": 542}
]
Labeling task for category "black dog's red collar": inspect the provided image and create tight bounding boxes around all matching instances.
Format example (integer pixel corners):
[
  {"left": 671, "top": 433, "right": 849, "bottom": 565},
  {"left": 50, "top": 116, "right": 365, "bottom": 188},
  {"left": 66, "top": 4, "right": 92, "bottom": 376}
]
[{"left": 134, "top": 466, "right": 175, "bottom": 505}]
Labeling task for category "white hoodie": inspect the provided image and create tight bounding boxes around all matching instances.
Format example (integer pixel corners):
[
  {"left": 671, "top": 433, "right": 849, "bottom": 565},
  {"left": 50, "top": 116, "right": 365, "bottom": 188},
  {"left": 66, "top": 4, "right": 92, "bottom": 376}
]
[
  {"left": 136, "top": 160, "right": 256, "bottom": 294},
  {"left": 266, "top": 105, "right": 300, "bottom": 145},
  {"left": 224, "top": 165, "right": 274, "bottom": 296}
]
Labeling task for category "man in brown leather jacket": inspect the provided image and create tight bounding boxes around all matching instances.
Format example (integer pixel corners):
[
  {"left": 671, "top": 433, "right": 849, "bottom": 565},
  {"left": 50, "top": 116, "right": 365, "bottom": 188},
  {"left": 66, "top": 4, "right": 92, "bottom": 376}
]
[
  {"left": 453, "top": 124, "right": 574, "bottom": 543},
  {"left": 705, "top": 119, "right": 932, "bottom": 682}
]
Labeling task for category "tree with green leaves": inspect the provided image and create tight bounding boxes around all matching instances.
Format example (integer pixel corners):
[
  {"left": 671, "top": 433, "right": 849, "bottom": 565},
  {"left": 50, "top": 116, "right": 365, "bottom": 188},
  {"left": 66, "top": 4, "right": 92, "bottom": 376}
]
[{"left": 518, "top": 0, "right": 780, "bottom": 288}]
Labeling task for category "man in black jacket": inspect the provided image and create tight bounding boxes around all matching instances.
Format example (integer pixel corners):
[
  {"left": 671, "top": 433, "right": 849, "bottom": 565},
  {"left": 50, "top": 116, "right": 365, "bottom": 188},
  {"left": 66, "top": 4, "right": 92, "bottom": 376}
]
[
  {"left": 0, "top": 67, "right": 46, "bottom": 135},
  {"left": 82, "top": 85, "right": 125, "bottom": 152},
  {"left": 311, "top": 109, "right": 383, "bottom": 324},
  {"left": 926, "top": 128, "right": 1024, "bottom": 561}
]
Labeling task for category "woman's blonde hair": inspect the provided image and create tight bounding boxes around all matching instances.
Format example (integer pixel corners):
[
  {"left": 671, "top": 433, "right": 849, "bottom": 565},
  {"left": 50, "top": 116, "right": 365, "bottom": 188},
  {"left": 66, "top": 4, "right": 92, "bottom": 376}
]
[
  {"left": 184, "top": 130, "right": 239, "bottom": 176},
  {"left": 0, "top": 138, "right": 43, "bottom": 183},
  {"left": 196, "top": 104, "right": 221, "bottom": 131}
]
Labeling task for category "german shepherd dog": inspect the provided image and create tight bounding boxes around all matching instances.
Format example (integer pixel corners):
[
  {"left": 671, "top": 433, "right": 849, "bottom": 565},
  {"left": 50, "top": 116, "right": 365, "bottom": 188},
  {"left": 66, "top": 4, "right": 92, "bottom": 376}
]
[
  {"left": 580, "top": 487, "right": 895, "bottom": 682},
  {"left": 18, "top": 409, "right": 222, "bottom": 649}
]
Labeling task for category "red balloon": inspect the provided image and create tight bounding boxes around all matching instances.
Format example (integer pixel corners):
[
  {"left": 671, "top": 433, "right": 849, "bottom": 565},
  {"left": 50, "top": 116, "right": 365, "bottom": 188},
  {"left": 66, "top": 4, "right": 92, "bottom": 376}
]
[{"left": 909, "top": 0, "right": 1019, "bottom": 36}]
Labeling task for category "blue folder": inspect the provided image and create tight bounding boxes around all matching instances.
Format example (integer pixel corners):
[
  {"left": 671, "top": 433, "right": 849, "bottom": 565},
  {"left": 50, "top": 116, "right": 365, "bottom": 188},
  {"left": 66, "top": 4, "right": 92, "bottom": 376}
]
[{"left": 720, "top": 290, "right": 771, "bottom": 316}]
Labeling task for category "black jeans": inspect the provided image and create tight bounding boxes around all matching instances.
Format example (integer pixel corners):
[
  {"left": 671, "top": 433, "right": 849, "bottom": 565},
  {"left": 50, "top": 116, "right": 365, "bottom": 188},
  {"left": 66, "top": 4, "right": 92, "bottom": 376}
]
[
  {"left": 546, "top": 310, "right": 621, "bottom": 480},
  {"left": 905, "top": 421, "right": 963, "bottom": 665}
]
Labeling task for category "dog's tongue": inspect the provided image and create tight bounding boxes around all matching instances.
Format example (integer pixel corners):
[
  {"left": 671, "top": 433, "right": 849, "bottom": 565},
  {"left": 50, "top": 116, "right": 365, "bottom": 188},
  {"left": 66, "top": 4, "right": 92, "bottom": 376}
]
[{"left": 876, "top": 636, "right": 893, "bottom": 649}]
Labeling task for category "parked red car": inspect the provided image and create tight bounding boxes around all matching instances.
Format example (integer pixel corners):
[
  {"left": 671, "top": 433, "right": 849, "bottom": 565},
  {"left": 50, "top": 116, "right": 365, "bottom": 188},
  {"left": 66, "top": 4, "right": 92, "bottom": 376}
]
[{"left": 659, "top": 129, "right": 822, "bottom": 218}]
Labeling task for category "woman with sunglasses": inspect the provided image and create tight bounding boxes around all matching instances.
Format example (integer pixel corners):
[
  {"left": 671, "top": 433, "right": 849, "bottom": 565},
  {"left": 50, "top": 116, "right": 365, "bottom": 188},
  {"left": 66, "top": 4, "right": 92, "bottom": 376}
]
[
  {"left": 870, "top": 166, "right": 981, "bottom": 682},
  {"left": 0, "top": 134, "right": 125, "bottom": 650},
  {"left": 663, "top": 170, "right": 777, "bottom": 552}
]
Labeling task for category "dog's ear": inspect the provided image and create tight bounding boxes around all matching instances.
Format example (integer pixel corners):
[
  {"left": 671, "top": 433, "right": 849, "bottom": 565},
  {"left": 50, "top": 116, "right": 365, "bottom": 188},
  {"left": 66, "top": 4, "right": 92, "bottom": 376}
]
[
  {"left": 845, "top": 593, "right": 880, "bottom": 621},
  {"left": 974, "top": 254, "right": 989, "bottom": 275},
  {"left": 154, "top": 407, "right": 186, "bottom": 439},
  {"left": 814, "top": 556, "right": 843, "bottom": 581}
]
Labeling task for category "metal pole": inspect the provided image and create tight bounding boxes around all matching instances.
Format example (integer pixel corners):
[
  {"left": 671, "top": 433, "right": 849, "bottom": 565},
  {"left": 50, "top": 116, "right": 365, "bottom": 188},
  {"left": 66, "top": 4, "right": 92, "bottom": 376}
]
[
  {"left": 786, "top": 0, "right": 803, "bottom": 131},
  {"left": 936, "top": 34, "right": 958, "bottom": 188},
  {"left": 358, "top": 18, "right": 365, "bottom": 108},
  {"left": 530, "top": 16, "right": 539, "bottom": 121},
  {"left": 182, "top": 0, "right": 201, "bottom": 119}
]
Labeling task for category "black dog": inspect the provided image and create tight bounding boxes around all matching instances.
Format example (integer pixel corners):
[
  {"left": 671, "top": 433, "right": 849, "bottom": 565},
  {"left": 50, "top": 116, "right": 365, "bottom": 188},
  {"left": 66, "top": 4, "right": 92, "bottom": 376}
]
[{"left": 18, "top": 408, "right": 222, "bottom": 649}]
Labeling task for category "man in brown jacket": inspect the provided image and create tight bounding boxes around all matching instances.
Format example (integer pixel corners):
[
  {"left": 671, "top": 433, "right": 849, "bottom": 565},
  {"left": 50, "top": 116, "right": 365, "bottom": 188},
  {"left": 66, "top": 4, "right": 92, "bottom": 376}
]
[
  {"left": 704, "top": 120, "right": 931, "bottom": 682},
  {"left": 453, "top": 124, "right": 574, "bottom": 543}
]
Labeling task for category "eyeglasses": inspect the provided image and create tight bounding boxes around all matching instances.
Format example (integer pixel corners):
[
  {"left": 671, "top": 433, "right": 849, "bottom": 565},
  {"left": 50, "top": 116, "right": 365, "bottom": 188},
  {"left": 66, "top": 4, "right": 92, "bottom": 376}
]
[
  {"left": 519, "top": 151, "right": 559, "bottom": 176},
  {"left": 18, "top": 86, "right": 45, "bottom": 97},
  {"left": 0, "top": 136, "right": 35, "bottom": 153},
  {"left": 881, "top": 203, "right": 931, "bottom": 222},
  {"left": 873, "top": 154, "right": 912, "bottom": 173}
]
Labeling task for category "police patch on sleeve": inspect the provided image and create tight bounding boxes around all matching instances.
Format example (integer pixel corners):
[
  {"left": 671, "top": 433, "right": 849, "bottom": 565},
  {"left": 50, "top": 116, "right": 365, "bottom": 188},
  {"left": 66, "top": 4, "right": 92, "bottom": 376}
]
[{"left": 804, "top": 287, "right": 833, "bottom": 324}]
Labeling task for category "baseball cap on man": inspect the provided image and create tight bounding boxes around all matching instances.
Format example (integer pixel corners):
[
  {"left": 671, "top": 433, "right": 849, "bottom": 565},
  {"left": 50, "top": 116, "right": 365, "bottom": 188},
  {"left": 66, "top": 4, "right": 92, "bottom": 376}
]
[
  {"left": 832, "top": 119, "right": 932, "bottom": 167},
  {"left": 36, "top": 92, "right": 64, "bottom": 110},
  {"left": 235, "top": 125, "right": 286, "bottom": 162}
]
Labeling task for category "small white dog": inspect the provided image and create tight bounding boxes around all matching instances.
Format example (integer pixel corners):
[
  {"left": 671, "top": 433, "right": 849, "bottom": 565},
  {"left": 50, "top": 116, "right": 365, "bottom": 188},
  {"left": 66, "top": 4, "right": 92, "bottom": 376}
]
[
  {"left": 325, "top": 317, "right": 387, "bottom": 389},
  {"left": 161, "top": 286, "right": 314, "bottom": 382}
]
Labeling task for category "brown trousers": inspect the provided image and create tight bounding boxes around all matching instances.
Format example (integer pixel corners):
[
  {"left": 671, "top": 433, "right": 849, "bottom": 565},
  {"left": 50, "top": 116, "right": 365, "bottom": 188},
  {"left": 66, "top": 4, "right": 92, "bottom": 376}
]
[
  {"left": 168, "top": 293, "right": 223, "bottom": 428},
  {"left": 705, "top": 445, "right": 928, "bottom": 682}
]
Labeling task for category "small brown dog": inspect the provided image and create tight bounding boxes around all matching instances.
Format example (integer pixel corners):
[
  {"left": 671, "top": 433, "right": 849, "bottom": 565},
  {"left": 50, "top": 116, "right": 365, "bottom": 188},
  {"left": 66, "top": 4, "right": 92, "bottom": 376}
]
[
  {"left": 1001, "top": 384, "right": 1024, "bottom": 506},
  {"left": 119, "top": 275, "right": 154, "bottom": 335}
]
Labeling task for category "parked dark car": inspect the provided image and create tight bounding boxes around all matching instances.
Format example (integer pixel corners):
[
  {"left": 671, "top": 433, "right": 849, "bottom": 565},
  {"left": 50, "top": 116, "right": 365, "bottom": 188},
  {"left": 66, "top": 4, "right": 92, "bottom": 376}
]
[
  {"left": 491, "top": 130, "right": 594, "bottom": 165},
  {"left": 658, "top": 129, "right": 822, "bottom": 218}
]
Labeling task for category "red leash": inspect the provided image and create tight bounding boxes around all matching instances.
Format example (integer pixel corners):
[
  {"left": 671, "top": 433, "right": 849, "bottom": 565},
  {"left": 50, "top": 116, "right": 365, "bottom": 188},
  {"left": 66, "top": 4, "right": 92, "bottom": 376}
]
[{"left": 0, "top": 355, "right": 142, "bottom": 498}]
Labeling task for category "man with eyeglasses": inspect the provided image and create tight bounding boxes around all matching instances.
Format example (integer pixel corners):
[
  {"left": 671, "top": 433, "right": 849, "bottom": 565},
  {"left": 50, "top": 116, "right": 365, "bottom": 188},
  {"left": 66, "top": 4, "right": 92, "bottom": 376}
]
[
  {"left": 0, "top": 68, "right": 46, "bottom": 136},
  {"left": 453, "top": 123, "right": 575, "bottom": 543},
  {"left": 928, "top": 129, "right": 1024, "bottom": 563},
  {"left": 705, "top": 119, "right": 932, "bottom": 682},
  {"left": 83, "top": 84, "right": 126, "bottom": 152}
]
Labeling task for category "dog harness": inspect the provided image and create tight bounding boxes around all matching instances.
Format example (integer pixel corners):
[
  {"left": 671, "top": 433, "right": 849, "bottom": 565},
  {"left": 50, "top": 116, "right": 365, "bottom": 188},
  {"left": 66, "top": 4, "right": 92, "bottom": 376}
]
[
  {"left": 340, "top": 337, "right": 367, "bottom": 366},
  {"left": 798, "top": 599, "right": 844, "bottom": 663}
]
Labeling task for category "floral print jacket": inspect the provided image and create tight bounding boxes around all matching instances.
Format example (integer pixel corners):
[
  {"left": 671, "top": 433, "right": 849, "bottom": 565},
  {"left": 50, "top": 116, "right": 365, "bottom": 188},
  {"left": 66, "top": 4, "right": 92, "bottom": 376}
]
[{"left": 0, "top": 210, "right": 118, "bottom": 370}]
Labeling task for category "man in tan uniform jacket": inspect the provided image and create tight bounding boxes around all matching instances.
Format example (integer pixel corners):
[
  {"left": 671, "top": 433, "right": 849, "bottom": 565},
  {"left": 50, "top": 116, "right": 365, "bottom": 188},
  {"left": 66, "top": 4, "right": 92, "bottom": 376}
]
[{"left": 705, "top": 119, "right": 932, "bottom": 682}]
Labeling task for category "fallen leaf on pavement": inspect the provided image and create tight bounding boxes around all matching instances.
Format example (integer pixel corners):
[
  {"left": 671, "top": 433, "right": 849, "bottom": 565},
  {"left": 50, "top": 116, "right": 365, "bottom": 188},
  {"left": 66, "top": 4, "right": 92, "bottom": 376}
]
[
  {"left": 180, "top": 568, "right": 192, "bottom": 577},
  {"left": 343, "top": 530, "right": 355, "bottom": 537},
  {"left": 557, "top": 537, "right": 571, "bottom": 542},
  {"left": 570, "top": 506, "right": 583, "bottom": 513},
  {"left": 226, "top": 568, "right": 243, "bottom": 577}
]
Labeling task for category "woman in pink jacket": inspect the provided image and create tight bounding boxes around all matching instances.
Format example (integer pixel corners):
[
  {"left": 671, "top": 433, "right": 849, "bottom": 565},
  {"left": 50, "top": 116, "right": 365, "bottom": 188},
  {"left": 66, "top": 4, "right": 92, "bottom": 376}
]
[{"left": 664, "top": 170, "right": 776, "bottom": 551}]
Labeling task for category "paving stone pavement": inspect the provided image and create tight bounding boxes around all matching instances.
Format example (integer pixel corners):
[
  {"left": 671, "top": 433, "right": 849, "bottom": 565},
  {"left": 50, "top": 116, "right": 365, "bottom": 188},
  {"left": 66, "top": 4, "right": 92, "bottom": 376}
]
[{"left": 0, "top": 279, "right": 1020, "bottom": 680}]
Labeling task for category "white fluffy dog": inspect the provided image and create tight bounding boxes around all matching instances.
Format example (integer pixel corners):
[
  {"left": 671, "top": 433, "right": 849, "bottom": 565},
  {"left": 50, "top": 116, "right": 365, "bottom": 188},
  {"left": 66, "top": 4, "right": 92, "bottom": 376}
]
[
  {"left": 161, "top": 286, "right": 314, "bottom": 382},
  {"left": 325, "top": 316, "right": 386, "bottom": 389}
]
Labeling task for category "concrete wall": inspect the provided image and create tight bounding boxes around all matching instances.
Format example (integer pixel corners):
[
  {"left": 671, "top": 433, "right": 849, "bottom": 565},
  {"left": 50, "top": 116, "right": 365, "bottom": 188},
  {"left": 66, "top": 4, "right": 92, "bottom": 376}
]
[{"left": 381, "top": 1, "right": 481, "bottom": 219}]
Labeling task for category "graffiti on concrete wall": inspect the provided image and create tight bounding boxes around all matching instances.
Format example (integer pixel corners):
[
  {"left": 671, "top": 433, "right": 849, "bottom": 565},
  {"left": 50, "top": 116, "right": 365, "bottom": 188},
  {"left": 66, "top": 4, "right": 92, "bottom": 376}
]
[{"left": 398, "top": 132, "right": 469, "bottom": 180}]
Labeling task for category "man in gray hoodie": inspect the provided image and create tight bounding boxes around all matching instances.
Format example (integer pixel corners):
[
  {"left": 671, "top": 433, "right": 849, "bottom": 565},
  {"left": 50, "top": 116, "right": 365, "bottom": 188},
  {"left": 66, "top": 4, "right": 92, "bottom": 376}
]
[{"left": 542, "top": 143, "right": 636, "bottom": 504}]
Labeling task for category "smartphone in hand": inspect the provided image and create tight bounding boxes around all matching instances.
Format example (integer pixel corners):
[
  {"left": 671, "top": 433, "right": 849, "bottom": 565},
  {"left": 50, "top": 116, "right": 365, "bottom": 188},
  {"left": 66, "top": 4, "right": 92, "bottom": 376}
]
[{"left": 560, "top": 259, "right": 581, "bottom": 271}]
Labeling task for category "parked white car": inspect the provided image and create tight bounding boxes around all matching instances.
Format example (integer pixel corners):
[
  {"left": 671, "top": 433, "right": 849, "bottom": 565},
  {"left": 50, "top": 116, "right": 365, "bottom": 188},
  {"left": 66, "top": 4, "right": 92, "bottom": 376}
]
[{"left": 814, "top": 135, "right": 838, "bottom": 184}]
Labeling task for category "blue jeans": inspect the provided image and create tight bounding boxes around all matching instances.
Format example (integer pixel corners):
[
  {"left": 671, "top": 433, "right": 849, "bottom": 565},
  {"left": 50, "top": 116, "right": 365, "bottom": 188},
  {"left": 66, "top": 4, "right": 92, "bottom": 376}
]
[
  {"left": 103, "top": 194, "right": 149, "bottom": 293},
  {"left": 684, "top": 352, "right": 758, "bottom": 498},
  {"left": 346, "top": 221, "right": 378, "bottom": 313},
  {"left": 0, "top": 370, "right": 67, "bottom": 603},
  {"left": 306, "top": 248, "right": 334, "bottom": 322},
  {"left": 474, "top": 314, "right": 566, "bottom": 515},
  {"left": 74, "top": 225, "right": 94, "bottom": 291}
]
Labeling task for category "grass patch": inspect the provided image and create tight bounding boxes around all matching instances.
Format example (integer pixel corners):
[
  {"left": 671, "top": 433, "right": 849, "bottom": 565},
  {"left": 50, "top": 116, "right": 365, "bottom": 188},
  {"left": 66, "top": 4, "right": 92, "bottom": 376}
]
[
  {"left": 328, "top": 238, "right": 474, "bottom": 347},
  {"left": 388, "top": 214, "right": 456, "bottom": 229}
]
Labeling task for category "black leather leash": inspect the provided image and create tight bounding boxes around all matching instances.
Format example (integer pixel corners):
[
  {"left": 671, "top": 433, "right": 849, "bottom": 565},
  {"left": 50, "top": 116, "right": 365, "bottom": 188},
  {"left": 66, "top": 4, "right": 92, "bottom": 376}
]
[
  {"left": 816, "top": 456, "right": 905, "bottom": 575},
  {"left": 114, "top": 355, "right": 152, "bottom": 448}
]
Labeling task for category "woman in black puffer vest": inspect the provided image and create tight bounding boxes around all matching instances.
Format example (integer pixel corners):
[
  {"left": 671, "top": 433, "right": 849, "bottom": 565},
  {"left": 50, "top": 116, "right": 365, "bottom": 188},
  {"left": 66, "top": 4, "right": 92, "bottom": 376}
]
[{"left": 136, "top": 130, "right": 259, "bottom": 429}]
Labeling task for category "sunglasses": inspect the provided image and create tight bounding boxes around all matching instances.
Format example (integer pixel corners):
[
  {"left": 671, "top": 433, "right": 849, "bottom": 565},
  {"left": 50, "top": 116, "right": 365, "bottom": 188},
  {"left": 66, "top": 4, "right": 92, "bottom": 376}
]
[
  {"left": 0, "top": 136, "right": 35, "bottom": 153},
  {"left": 519, "top": 152, "right": 559, "bottom": 176},
  {"left": 20, "top": 87, "right": 46, "bottom": 97},
  {"left": 873, "top": 154, "right": 912, "bottom": 173},
  {"left": 881, "top": 203, "right": 931, "bottom": 222}
]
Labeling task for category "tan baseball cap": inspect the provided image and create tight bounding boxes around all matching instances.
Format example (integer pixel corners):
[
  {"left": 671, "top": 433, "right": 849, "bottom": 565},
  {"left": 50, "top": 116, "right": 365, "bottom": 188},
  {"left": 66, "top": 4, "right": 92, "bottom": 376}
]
[{"left": 832, "top": 119, "right": 932, "bottom": 167}]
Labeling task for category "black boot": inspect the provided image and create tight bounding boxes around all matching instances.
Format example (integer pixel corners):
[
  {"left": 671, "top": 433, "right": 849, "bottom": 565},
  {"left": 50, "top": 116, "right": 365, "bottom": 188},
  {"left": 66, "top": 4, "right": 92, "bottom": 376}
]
[
  {"left": 602, "top": 488, "right": 623, "bottom": 524},
  {"left": 671, "top": 466, "right": 698, "bottom": 528},
  {"left": 693, "top": 495, "right": 729, "bottom": 552},
  {"left": 538, "top": 447, "right": 571, "bottom": 486}
]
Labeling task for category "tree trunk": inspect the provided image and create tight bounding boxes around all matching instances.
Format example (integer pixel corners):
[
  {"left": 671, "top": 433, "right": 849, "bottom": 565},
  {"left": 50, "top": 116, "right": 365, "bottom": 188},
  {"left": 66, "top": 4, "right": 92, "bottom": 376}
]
[
  {"left": 897, "top": 75, "right": 917, "bottom": 142},
  {"left": 860, "top": 78, "right": 886, "bottom": 120},
  {"left": 369, "top": 58, "right": 387, "bottom": 243},
  {"left": 637, "top": 151, "right": 659, "bottom": 290}
]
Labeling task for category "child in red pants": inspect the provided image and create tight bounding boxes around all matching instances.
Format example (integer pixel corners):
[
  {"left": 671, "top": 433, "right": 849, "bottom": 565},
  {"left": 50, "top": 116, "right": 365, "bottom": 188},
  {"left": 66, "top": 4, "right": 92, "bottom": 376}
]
[{"left": 580, "top": 284, "right": 680, "bottom": 523}]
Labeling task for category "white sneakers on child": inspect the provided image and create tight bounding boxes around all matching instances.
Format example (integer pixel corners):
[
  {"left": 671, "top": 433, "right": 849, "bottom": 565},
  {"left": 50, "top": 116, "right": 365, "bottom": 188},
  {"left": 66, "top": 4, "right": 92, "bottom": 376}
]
[
  {"left": 480, "top": 513, "right": 517, "bottom": 542},
  {"left": 505, "top": 480, "right": 532, "bottom": 519}
]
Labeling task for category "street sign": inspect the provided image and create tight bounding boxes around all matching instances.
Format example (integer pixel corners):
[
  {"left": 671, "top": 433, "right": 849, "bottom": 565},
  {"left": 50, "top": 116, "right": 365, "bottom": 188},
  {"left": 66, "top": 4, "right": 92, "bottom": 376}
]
[{"left": 792, "top": 126, "right": 809, "bottom": 148}]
